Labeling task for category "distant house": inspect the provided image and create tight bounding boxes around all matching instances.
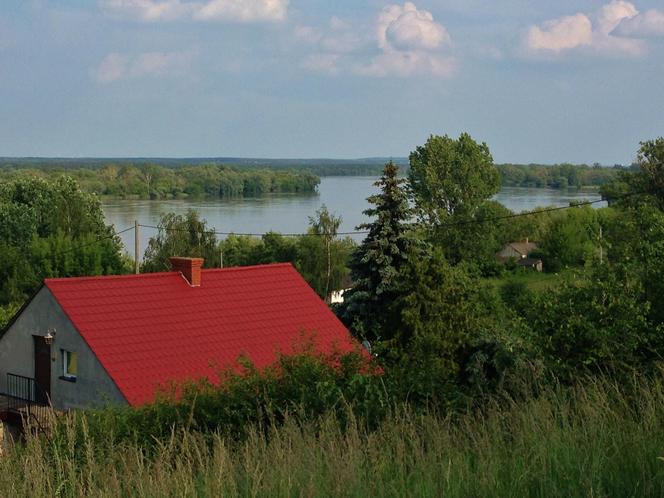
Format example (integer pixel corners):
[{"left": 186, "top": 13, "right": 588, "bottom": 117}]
[
  {"left": 330, "top": 274, "right": 354, "bottom": 304},
  {"left": 0, "top": 259, "right": 358, "bottom": 414},
  {"left": 496, "top": 239, "right": 543, "bottom": 271}
]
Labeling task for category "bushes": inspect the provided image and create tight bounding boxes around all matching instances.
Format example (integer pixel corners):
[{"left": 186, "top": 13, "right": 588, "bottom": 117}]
[
  {"left": 528, "top": 264, "right": 662, "bottom": 380},
  {"left": 7, "top": 374, "right": 664, "bottom": 497},
  {"left": 64, "top": 347, "right": 385, "bottom": 449}
]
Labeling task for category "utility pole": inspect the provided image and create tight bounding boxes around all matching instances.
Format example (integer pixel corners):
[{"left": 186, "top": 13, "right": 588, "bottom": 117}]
[
  {"left": 220, "top": 247, "right": 224, "bottom": 268},
  {"left": 599, "top": 225, "right": 603, "bottom": 264},
  {"left": 134, "top": 220, "right": 140, "bottom": 274}
]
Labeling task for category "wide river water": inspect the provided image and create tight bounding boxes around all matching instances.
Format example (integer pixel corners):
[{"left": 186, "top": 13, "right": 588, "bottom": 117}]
[{"left": 102, "top": 176, "right": 603, "bottom": 257}]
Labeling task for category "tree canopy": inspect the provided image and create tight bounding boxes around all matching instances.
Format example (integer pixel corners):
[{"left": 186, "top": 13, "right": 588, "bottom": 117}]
[
  {"left": 141, "top": 211, "right": 220, "bottom": 273},
  {"left": 0, "top": 176, "right": 128, "bottom": 306},
  {"left": 408, "top": 133, "right": 500, "bottom": 224},
  {"left": 340, "top": 162, "right": 414, "bottom": 341}
]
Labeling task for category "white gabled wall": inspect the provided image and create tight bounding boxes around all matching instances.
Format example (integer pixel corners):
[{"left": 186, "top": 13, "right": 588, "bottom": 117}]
[{"left": 0, "top": 287, "right": 128, "bottom": 410}]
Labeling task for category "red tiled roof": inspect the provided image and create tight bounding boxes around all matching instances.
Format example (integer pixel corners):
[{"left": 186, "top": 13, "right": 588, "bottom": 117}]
[{"left": 45, "top": 264, "right": 358, "bottom": 406}]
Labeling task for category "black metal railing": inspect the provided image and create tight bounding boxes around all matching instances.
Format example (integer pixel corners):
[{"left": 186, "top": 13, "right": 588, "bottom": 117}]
[
  {"left": 1, "top": 374, "right": 53, "bottom": 437},
  {"left": 6, "top": 373, "right": 36, "bottom": 404},
  {"left": 5, "top": 373, "right": 51, "bottom": 416}
]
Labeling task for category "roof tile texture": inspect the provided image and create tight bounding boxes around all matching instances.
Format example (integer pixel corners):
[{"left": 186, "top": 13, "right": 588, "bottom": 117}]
[{"left": 45, "top": 264, "right": 356, "bottom": 406}]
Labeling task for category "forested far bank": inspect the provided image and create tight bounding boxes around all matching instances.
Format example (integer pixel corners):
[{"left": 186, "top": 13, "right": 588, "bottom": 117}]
[
  {"left": 497, "top": 162, "right": 627, "bottom": 189},
  {"left": 0, "top": 159, "right": 628, "bottom": 199},
  {"left": 0, "top": 164, "right": 320, "bottom": 200}
]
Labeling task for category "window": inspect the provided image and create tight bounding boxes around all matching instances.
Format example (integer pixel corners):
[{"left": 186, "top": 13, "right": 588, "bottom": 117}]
[{"left": 62, "top": 350, "right": 78, "bottom": 380}]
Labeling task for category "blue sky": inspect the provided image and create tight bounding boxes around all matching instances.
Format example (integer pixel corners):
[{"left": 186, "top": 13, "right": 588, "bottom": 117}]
[{"left": 1, "top": 0, "right": 663, "bottom": 163}]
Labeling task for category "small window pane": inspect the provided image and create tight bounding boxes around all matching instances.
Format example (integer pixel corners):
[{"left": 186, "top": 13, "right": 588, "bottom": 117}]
[{"left": 64, "top": 351, "right": 77, "bottom": 378}]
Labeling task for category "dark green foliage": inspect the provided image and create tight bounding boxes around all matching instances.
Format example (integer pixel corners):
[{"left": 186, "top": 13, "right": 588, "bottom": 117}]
[
  {"left": 384, "top": 249, "right": 529, "bottom": 404},
  {"left": 498, "top": 162, "right": 622, "bottom": 189},
  {"left": 66, "top": 347, "right": 385, "bottom": 448},
  {"left": 6, "top": 137, "right": 664, "bottom": 496},
  {"left": 499, "top": 279, "right": 534, "bottom": 315},
  {"left": 600, "top": 204, "right": 664, "bottom": 325},
  {"left": 340, "top": 162, "right": 414, "bottom": 341},
  {"left": 539, "top": 206, "right": 601, "bottom": 271},
  {"left": 0, "top": 303, "right": 20, "bottom": 329},
  {"left": 306, "top": 206, "right": 343, "bottom": 301},
  {"left": 0, "top": 176, "right": 128, "bottom": 306},
  {"left": 638, "top": 138, "right": 664, "bottom": 209},
  {"left": 528, "top": 264, "right": 661, "bottom": 379},
  {"left": 434, "top": 200, "right": 516, "bottom": 271},
  {"left": 141, "top": 210, "right": 220, "bottom": 272},
  {"left": 0, "top": 163, "right": 320, "bottom": 200},
  {"left": 409, "top": 133, "right": 500, "bottom": 224},
  {"left": 7, "top": 374, "right": 664, "bottom": 497},
  {"left": 217, "top": 219, "right": 355, "bottom": 300},
  {"left": 408, "top": 134, "right": 507, "bottom": 274},
  {"left": 295, "top": 231, "right": 354, "bottom": 300}
]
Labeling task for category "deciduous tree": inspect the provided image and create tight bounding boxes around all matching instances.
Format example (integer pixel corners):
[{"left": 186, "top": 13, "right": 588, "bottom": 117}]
[{"left": 408, "top": 133, "right": 500, "bottom": 224}]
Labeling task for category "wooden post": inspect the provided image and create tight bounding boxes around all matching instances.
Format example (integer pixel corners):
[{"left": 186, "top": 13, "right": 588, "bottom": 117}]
[{"left": 134, "top": 220, "right": 140, "bottom": 274}]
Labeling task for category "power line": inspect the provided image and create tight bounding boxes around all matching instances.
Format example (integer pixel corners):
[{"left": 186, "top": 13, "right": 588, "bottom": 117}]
[
  {"left": 50, "top": 226, "right": 135, "bottom": 255},
  {"left": 137, "top": 223, "right": 369, "bottom": 237},
  {"left": 135, "top": 191, "right": 643, "bottom": 238},
  {"left": 437, "top": 197, "right": 608, "bottom": 228}
]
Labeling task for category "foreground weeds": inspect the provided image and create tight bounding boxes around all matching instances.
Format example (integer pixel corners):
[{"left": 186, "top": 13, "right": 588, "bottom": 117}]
[{"left": 1, "top": 376, "right": 663, "bottom": 497}]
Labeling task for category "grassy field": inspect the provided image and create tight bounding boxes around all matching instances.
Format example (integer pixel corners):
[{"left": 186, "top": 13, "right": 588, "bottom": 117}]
[
  {"left": 486, "top": 269, "right": 581, "bottom": 293},
  {"left": 1, "top": 375, "right": 663, "bottom": 497}
]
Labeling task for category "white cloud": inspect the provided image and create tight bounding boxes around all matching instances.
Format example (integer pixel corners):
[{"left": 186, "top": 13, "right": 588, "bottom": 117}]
[
  {"left": 596, "top": 0, "right": 638, "bottom": 34},
  {"left": 525, "top": 14, "right": 593, "bottom": 53},
  {"left": 99, "top": 0, "right": 193, "bottom": 22},
  {"left": 94, "top": 51, "right": 193, "bottom": 83},
  {"left": 98, "top": 0, "right": 288, "bottom": 23},
  {"left": 522, "top": 1, "right": 645, "bottom": 58},
  {"left": 614, "top": 9, "right": 664, "bottom": 37},
  {"left": 297, "top": 2, "right": 453, "bottom": 79},
  {"left": 378, "top": 2, "right": 450, "bottom": 51},
  {"left": 296, "top": 18, "right": 364, "bottom": 54},
  {"left": 192, "top": 0, "right": 288, "bottom": 23},
  {"left": 358, "top": 51, "right": 455, "bottom": 78},
  {"left": 366, "top": 2, "right": 454, "bottom": 78},
  {"left": 95, "top": 53, "right": 129, "bottom": 83}
]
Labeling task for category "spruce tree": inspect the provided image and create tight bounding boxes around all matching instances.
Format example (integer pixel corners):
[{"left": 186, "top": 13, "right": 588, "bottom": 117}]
[{"left": 341, "top": 161, "right": 413, "bottom": 342}]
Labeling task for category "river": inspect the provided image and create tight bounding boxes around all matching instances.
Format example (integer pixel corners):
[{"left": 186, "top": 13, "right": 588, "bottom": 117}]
[{"left": 102, "top": 176, "right": 603, "bottom": 257}]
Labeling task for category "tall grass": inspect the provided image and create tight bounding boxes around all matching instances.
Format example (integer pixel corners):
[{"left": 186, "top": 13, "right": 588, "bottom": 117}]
[{"left": 1, "top": 375, "right": 663, "bottom": 497}]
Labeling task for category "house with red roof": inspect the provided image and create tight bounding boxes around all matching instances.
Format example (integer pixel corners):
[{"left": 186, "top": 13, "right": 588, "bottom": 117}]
[{"left": 0, "top": 258, "right": 358, "bottom": 412}]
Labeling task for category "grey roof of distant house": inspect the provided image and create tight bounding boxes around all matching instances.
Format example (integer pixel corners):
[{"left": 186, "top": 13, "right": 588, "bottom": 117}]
[{"left": 507, "top": 242, "right": 538, "bottom": 255}]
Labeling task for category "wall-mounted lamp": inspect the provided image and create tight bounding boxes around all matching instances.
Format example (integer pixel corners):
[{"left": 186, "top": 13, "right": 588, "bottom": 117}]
[{"left": 44, "top": 329, "right": 56, "bottom": 345}]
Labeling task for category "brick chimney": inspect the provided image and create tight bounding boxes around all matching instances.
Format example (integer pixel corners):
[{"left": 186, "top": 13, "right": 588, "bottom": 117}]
[{"left": 169, "top": 257, "right": 204, "bottom": 287}]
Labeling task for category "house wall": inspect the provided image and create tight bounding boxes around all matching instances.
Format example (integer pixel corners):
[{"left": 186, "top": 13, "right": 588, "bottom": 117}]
[
  {"left": 0, "top": 287, "right": 127, "bottom": 410},
  {"left": 330, "top": 288, "right": 350, "bottom": 305}
]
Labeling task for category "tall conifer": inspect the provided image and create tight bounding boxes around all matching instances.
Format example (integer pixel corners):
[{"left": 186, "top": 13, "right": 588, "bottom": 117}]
[{"left": 341, "top": 161, "right": 413, "bottom": 341}]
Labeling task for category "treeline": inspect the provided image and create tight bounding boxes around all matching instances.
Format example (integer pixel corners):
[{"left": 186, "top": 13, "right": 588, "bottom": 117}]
[
  {"left": 0, "top": 164, "right": 320, "bottom": 199},
  {"left": 0, "top": 157, "right": 405, "bottom": 177},
  {"left": 0, "top": 176, "right": 129, "bottom": 307},
  {"left": 1, "top": 157, "right": 630, "bottom": 185},
  {"left": 140, "top": 209, "right": 354, "bottom": 301},
  {"left": 497, "top": 162, "right": 628, "bottom": 189}
]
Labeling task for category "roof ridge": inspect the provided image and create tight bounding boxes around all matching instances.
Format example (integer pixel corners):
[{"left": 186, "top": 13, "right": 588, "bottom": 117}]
[
  {"left": 44, "top": 263, "right": 295, "bottom": 285},
  {"left": 45, "top": 272, "right": 180, "bottom": 284},
  {"left": 202, "top": 262, "right": 294, "bottom": 273}
]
